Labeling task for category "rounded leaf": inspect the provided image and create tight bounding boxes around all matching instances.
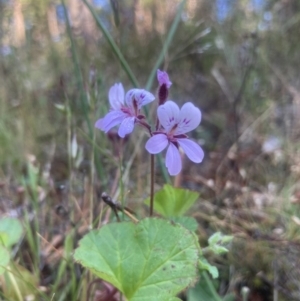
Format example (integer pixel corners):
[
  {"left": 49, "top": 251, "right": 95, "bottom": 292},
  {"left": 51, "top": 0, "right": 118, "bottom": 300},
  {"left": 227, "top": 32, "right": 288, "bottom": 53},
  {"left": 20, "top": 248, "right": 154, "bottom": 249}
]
[{"left": 74, "top": 218, "right": 199, "bottom": 301}]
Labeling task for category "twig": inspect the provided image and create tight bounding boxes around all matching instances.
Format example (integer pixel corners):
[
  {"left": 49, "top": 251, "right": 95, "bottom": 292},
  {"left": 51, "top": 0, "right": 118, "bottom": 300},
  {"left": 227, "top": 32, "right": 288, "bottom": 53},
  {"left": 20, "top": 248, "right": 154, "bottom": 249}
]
[{"left": 101, "top": 192, "right": 138, "bottom": 223}]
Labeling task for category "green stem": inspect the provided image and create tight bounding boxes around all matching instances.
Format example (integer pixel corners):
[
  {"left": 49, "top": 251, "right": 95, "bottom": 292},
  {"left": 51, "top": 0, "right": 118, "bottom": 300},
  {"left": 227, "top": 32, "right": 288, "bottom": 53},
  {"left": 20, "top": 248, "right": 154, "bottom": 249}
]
[{"left": 202, "top": 271, "right": 222, "bottom": 301}]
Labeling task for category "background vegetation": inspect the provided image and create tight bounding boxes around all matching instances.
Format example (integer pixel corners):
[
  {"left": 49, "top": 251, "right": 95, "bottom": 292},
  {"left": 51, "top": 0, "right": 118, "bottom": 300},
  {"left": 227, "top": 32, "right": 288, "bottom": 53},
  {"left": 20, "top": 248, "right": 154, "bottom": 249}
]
[{"left": 1, "top": 0, "right": 300, "bottom": 300}]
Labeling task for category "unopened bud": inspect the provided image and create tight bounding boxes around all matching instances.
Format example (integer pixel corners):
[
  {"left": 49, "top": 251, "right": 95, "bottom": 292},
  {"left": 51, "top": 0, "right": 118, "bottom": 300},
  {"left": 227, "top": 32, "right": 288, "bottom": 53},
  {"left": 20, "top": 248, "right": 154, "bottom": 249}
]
[
  {"left": 158, "top": 84, "right": 168, "bottom": 105},
  {"left": 157, "top": 69, "right": 172, "bottom": 105}
]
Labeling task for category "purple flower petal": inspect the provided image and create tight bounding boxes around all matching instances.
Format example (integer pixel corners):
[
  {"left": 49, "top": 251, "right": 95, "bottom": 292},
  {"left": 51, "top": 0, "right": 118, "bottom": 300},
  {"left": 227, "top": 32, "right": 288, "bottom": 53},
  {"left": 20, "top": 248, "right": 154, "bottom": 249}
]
[
  {"left": 166, "top": 143, "right": 182, "bottom": 176},
  {"left": 145, "top": 134, "right": 168, "bottom": 154},
  {"left": 125, "top": 89, "right": 155, "bottom": 112},
  {"left": 157, "top": 101, "right": 180, "bottom": 132},
  {"left": 118, "top": 116, "right": 135, "bottom": 138},
  {"left": 174, "top": 102, "right": 201, "bottom": 135},
  {"left": 136, "top": 90, "right": 155, "bottom": 108},
  {"left": 177, "top": 138, "right": 204, "bottom": 163},
  {"left": 97, "top": 110, "right": 127, "bottom": 133},
  {"left": 109, "top": 83, "right": 125, "bottom": 110},
  {"left": 157, "top": 70, "right": 172, "bottom": 88}
]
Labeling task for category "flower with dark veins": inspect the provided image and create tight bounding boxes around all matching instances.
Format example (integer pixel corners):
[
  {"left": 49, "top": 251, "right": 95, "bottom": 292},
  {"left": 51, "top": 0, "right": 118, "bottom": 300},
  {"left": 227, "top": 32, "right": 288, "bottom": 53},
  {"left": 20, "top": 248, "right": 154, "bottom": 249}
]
[
  {"left": 95, "top": 83, "right": 155, "bottom": 138},
  {"left": 145, "top": 100, "right": 204, "bottom": 176}
]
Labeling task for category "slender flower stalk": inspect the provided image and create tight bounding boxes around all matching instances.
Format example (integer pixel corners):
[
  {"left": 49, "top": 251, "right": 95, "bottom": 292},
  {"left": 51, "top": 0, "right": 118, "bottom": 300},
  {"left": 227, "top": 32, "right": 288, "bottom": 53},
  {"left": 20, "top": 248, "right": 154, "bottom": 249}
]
[
  {"left": 150, "top": 70, "right": 172, "bottom": 215},
  {"left": 150, "top": 154, "right": 155, "bottom": 216}
]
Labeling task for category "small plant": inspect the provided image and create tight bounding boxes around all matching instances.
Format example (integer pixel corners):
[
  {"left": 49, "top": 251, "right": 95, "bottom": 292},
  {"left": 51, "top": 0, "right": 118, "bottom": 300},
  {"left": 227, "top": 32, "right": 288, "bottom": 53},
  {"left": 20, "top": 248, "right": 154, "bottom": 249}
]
[
  {"left": 0, "top": 217, "right": 23, "bottom": 276},
  {"left": 74, "top": 70, "right": 229, "bottom": 300},
  {"left": 0, "top": 217, "right": 39, "bottom": 301}
]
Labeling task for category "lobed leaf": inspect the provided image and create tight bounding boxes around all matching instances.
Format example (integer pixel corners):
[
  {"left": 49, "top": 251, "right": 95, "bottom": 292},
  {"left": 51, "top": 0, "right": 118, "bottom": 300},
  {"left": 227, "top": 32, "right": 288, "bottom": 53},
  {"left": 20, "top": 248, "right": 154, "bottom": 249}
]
[
  {"left": 144, "top": 185, "right": 199, "bottom": 217},
  {"left": 170, "top": 216, "right": 198, "bottom": 232},
  {"left": 74, "top": 218, "right": 200, "bottom": 301}
]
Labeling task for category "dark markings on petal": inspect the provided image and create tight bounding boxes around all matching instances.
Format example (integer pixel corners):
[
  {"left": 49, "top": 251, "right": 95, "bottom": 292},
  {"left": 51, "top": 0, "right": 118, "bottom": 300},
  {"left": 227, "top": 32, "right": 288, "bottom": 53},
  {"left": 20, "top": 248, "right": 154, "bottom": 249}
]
[
  {"left": 174, "top": 134, "right": 188, "bottom": 139},
  {"left": 133, "top": 98, "right": 138, "bottom": 115}
]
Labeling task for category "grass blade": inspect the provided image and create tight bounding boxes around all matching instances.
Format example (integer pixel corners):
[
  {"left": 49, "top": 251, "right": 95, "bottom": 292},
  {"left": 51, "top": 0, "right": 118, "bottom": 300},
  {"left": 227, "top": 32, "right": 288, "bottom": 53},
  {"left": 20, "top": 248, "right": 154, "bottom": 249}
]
[
  {"left": 82, "top": 0, "right": 139, "bottom": 87},
  {"left": 61, "top": 0, "right": 105, "bottom": 182},
  {"left": 61, "top": 0, "right": 92, "bottom": 135}
]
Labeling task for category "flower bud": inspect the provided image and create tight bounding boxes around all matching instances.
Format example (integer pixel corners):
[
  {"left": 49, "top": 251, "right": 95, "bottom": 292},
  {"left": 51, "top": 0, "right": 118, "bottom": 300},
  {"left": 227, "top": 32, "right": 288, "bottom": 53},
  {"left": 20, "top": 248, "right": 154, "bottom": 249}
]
[{"left": 157, "top": 69, "right": 172, "bottom": 105}]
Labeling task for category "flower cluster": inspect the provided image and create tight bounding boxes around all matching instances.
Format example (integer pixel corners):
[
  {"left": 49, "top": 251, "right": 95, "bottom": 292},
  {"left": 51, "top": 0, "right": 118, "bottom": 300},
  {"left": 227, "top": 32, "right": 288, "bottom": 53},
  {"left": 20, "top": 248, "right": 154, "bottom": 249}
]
[{"left": 95, "top": 70, "right": 204, "bottom": 175}]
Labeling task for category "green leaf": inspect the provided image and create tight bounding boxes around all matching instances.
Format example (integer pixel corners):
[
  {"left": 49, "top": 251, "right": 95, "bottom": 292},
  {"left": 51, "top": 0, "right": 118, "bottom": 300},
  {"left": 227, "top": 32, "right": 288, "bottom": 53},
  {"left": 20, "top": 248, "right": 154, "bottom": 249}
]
[
  {"left": 0, "top": 262, "right": 39, "bottom": 300},
  {"left": 0, "top": 245, "right": 9, "bottom": 275},
  {"left": 198, "top": 257, "right": 219, "bottom": 279},
  {"left": 144, "top": 185, "right": 199, "bottom": 217},
  {"left": 170, "top": 217, "right": 198, "bottom": 232},
  {"left": 207, "top": 232, "right": 233, "bottom": 255},
  {"left": 0, "top": 232, "right": 9, "bottom": 247},
  {"left": 210, "top": 245, "right": 229, "bottom": 255},
  {"left": 220, "top": 235, "right": 234, "bottom": 244},
  {"left": 74, "top": 218, "right": 199, "bottom": 301},
  {"left": 208, "top": 232, "right": 233, "bottom": 246},
  {"left": 208, "top": 232, "right": 222, "bottom": 246},
  {"left": 222, "top": 294, "right": 235, "bottom": 301},
  {"left": 0, "top": 218, "right": 23, "bottom": 249}
]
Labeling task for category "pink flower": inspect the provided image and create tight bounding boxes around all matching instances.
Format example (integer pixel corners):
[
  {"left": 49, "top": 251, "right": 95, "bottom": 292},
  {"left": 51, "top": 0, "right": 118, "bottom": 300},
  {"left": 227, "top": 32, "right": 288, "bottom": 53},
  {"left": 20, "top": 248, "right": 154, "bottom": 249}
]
[
  {"left": 145, "top": 100, "right": 204, "bottom": 176},
  {"left": 95, "top": 83, "right": 155, "bottom": 138},
  {"left": 157, "top": 70, "right": 172, "bottom": 89}
]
